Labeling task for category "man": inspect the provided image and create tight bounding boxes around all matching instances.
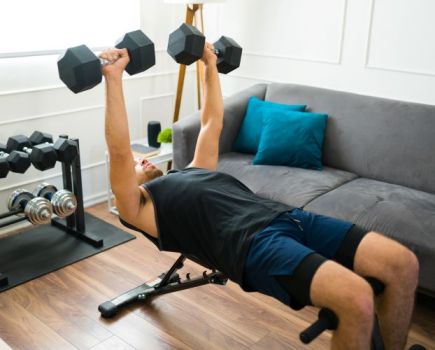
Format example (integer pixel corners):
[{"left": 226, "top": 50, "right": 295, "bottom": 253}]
[{"left": 101, "top": 45, "right": 419, "bottom": 350}]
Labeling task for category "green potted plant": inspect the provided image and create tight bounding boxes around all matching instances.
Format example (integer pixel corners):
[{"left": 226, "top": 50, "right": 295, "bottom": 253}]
[{"left": 157, "top": 128, "right": 172, "bottom": 144}]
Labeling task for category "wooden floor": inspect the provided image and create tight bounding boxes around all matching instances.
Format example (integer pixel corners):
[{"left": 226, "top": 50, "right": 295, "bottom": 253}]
[{"left": 0, "top": 203, "right": 434, "bottom": 350}]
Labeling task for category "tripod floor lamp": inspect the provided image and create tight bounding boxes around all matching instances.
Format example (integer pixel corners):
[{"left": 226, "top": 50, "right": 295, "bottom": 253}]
[{"left": 164, "top": 0, "right": 225, "bottom": 123}]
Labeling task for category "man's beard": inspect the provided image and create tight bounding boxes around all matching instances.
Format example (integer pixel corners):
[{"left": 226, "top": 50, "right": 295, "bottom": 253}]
[{"left": 145, "top": 168, "right": 164, "bottom": 182}]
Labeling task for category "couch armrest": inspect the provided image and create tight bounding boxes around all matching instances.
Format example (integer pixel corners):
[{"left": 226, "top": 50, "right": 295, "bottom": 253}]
[
  {"left": 172, "top": 83, "right": 268, "bottom": 169},
  {"left": 172, "top": 111, "right": 201, "bottom": 169}
]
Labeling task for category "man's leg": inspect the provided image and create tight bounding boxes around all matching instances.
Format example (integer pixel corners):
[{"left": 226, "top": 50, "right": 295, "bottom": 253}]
[
  {"left": 353, "top": 232, "right": 419, "bottom": 349},
  {"left": 308, "top": 258, "right": 375, "bottom": 350},
  {"left": 243, "top": 211, "right": 376, "bottom": 349}
]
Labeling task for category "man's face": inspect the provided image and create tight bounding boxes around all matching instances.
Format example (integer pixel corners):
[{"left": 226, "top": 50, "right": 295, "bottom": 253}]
[{"left": 134, "top": 158, "right": 164, "bottom": 185}]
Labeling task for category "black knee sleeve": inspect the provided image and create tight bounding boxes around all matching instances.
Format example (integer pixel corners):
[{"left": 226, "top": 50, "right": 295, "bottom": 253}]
[
  {"left": 333, "top": 224, "right": 368, "bottom": 270},
  {"left": 274, "top": 253, "right": 327, "bottom": 310}
]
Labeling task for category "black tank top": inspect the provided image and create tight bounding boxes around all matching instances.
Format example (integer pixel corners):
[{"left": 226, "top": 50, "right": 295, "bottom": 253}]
[{"left": 122, "top": 168, "right": 293, "bottom": 285}]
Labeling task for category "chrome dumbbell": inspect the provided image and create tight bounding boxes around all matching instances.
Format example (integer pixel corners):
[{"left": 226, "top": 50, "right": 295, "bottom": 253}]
[
  {"left": 33, "top": 183, "right": 77, "bottom": 218},
  {"left": 8, "top": 189, "right": 53, "bottom": 225}
]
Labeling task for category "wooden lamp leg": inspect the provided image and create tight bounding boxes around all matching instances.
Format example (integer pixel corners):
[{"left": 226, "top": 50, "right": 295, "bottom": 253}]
[
  {"left": 172, "top": 4, "right": 198, "bottom": 124},
  {"left": 195, "top": 4, "right": 205, "bottom": 110}
]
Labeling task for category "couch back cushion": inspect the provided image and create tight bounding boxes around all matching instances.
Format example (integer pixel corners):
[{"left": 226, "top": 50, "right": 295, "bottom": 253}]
[
  {"left": 266, "top": 83, "right": 435, "bottom": 194},
  {"left": 233, "top": 96, "right": 306, "bottom": 154}
]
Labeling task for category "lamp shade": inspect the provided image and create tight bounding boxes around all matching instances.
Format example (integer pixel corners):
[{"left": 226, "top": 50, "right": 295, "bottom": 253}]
[{"left": 164, "top": 0, "right": 225, "bottom": 3}]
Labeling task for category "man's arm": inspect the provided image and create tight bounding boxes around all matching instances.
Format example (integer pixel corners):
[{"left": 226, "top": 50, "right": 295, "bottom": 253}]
[
  {"left": 188, "top": 43, "right": 223, "bottom": 171},
  {"left": 102, "top": 49, "right": 142, "bottom": 223}
]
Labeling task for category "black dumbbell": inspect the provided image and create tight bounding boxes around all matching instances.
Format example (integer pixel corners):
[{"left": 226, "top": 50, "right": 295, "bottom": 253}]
[
  {"left": 0, "top": 143, "right": 10, "bottom": 178},
  {"left": 0, "top": 143, "right": 31, "bottom": 177},
  {"left": 7, "top": 133, "right": 78, "bottom": 170},
  {"left": 33, "top": 183, "right": 77, "bottom": 218},
  {"left": 7, "top": 189, "right": 53, "bottom": 225},
  {"left": 29, "top": 131, "right": 78, "bottom": 163},
  {"left": 58, "top": 30, "right": 155, "bottom": 93},
  {"left": 167, "top": 23, "right": 242, "bottom": 74},
  {"left": 6, "top": 135, "right": 57, "bottom": 171}
]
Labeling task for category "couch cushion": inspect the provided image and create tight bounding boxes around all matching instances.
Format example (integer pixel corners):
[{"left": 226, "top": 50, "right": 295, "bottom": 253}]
[
  {"left": 304, "top": 178, "right": 435, "bottom": 293},
  {"left": 217, "top": 152, "right": 357, "bottom": 208},
  {"left": 254, "top": 110, "right": 328, "bottom": 170},
  {"left": 233, "top": 96, "right": 306, "bottom": 154},
  {"left": 266, "top": 83, "right": 435, "bottom": 195}
]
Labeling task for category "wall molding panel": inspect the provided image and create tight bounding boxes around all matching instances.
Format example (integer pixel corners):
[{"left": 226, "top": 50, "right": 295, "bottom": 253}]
[
  {"left": 138, "top": 92, "right": 175, "bottom": 139},
  {"left": 0, "top": 68, "right": 196, "bottom": 97},
  {"left": 364, "top": 0, "right": 435, "bottom": 77},
  {"left": 216, "top": 0, "right": 348, "bottom": 66},
  {"left": 242, "top": 0, "right": 348, "bottom": 66},
  {"left": 0, "top": 105, "right": 104, "bottom": 127},
  {"left": 242, "top": 51, "right": 342, "bottom": 66},
  {"left": 0, "top": 47, "right": 167, "bottom": 60}
]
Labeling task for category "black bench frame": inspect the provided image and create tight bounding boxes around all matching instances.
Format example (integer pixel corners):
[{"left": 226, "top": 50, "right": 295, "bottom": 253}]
[{"left": 98, "top": 254, "right": 425, "bottom": 350}]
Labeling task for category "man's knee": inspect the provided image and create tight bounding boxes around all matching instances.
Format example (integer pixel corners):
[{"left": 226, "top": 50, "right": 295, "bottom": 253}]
[
  {"left": 355, "top": 231, "right": 419, "bottom": 288},
  {"left": 310, "top": 261, "right": 374, "bottom": 326},
  {"left": 388, "top": 244, "right": 419, "bottom": 287},
  {"left": 333, "top": 276, "right": 374, "bottom": 324},
  {"left": 373, "top": 232, "right": 419, "bottom": 285}
]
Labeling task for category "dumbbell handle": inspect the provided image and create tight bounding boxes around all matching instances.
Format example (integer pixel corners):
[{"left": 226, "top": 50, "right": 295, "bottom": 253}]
[
  {"left": 100, "top": 57, "right": 116, "bottom": 67},
  {"left": 0, "top": 198, "right": 30, "bottom": 219},
  {"left": 22, "top": 145, "right": 54, "bottom": 153},
  {"left": 0, "top": 208, "right": 22, "bottom": 220},
  {"left": 205, "top": 47, "right": 222, "bottom": 58}
]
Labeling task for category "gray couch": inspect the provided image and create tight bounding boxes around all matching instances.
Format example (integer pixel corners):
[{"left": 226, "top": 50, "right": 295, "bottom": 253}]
[{"left": 173, "top": 83, "right": 435, "bottom": 296}]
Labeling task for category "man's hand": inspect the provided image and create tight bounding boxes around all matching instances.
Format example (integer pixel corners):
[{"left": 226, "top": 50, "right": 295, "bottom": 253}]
[
  {"left": 100, "top": 48, "right": 130, "bottom": 80},
  {"left": 201, "top": 42, "right": 217, "bottom": 67}
]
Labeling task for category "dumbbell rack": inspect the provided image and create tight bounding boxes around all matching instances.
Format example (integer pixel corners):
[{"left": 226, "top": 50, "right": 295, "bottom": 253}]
[{"left": 0, "top": 135, "right": 103, "bottom": 288}]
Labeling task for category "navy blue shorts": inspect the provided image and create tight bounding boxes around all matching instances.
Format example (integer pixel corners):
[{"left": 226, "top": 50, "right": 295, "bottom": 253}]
[{"left": 243, "top": 208, "right": 367, "bottom": 308}]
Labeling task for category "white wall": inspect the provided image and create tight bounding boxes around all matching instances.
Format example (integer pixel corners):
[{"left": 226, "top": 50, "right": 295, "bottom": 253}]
[
  {"left": 0, "top": 0, "right": 198, "bottom": 217},
  {"left": 1, "top": 0, "right": 435, "bottom": 223},
  {"left": 203, "top": 0, "right": 435, "bottom": 105}
]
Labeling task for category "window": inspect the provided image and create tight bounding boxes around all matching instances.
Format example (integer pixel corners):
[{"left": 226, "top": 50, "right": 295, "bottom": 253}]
[{"left": 0, "top": 0, "right": 140, "bottom": 58}]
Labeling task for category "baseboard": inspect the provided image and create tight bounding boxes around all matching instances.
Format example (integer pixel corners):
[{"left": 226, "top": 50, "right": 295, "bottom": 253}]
[{"left": 83, "top": 191, "right": 108, "bottom": 209}]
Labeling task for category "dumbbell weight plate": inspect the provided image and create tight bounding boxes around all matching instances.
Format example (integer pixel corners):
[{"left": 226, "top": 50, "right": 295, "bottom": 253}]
[
  {"left": 57, "top": 45, "right": 102, "bottom": 94},
  {"left": 115, "top": 30, "right": 156, "bottom": 75},
  {"left": 29, "top": 131, "right": 53, "bottom": 146},
  {"left": 53, "top": 138, "right": 78, "bottom": 163},
  {"left": 6, "top": 151, "right": 31, "bottom": 174},
  {"left": 51, "top": 190, "right": 77, "bottom": 218},
  {"left": 8, "top": 189, "right": 34, "bottom": 215},
  {"left": 31, "top": 144, "right": 57, "bottom": 171},
  {"left": 24, "top": 197, "right": 53, "bottom": 225},
  {"left": 167, "top": 23, "right": 205, "bottom": 65},
  {"left": 33, "top": 183, "right": 57, "bottom": 199},
  {"left": 6, "top": 135, "right": 32, "bottom": 153},
  {"left": 213, "top": 36, "right": 242, "bottom": 74},
  {"left": 0, "top": 156, "right": 9, "bottom": 178}
]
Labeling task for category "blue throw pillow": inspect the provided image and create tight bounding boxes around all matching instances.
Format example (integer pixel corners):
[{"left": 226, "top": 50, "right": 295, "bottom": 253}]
[
  {"left": 253, "top": 110, "right": 328, "bottom": 170},
  {"left": 233, "top": 97, "right": 306, "bottom": 154}
]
